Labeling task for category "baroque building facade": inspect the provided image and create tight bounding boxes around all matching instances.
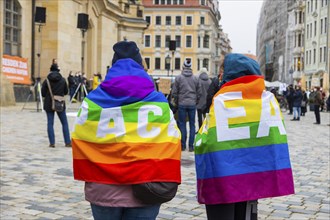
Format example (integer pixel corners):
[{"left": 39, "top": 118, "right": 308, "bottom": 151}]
[
  {"left": 257, "top": 0, "right": 289, "bottom": 83},
  {"left": 1, "top": 0, "right": 147, "bottom": 104},
  {"left": 141, "top": 0, "right": 225, "bottom": 77},
  {"left": 257, "top": 0, "right": 329, "bottom": 93},
  {"left": 303, "top": 0, "right": 329, "bottom": 91}
]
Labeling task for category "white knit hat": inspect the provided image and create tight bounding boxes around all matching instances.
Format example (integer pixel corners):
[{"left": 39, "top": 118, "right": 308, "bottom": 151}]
[{"left": 183, "top": 59, "right": 192, "bottom": 68}]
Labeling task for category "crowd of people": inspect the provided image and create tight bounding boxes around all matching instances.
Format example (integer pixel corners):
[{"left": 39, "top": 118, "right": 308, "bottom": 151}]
[
  {"left": 67, "top": 71, "right": 103, "bottom": 102},
  {"left": 42, "top": 41, "right": 330, "bottom": 220},
  {"left": 280, "top": 84, "right": 329, "bottom": 125}
]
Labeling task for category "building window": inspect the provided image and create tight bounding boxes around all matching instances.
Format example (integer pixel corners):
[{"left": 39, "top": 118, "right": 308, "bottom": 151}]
[
  {"left": 200, "top": 16, "right": 205, "bottom": 25},
  {"left": 155, "top": 0, "right": 160, "bottom": 4},
  {"left": 161, "top": 0, "right": 165, "bottom": 4},
  {"left": 155, "top": 58, "right": 161, "bottom": 69},
  {"left": 145, "top": 16, "right": 151, "bottom": 24},
  {"left": 145, "top": 35, "right": 151, "bottom": 47},
  {"left": 325, "top": 17, "right": 327, "bottom": 33},
  {"left": 175, "top": 58, "right": 181, "bottom": 70},
  {"left": 203, "top": 58, "right": 209, "bottom": 70},
  {"left": 314, "top": 21, "right": 317, "bottom": 36},
  {"left": 309, "top": 50, "right": 311, "bottom": 64},
  {"left": 175, "top": 16, "right": 181, "bottom": 25},
  {"left": 200, "top": 0, "right": 206, "bottom": 5},
  {"left": 203, "top": 35, "right": 209, "bottom": 48},
  {"left": 144, "top": 57, "right": 150, "bottom": 69},
  {"left": 186, "top": 35, "right": 192, "bottom": 48},
  {"left": 307, "top": 24, "right": 309, "bottom": 39},
  {"left": 310, "top": 23, "right": 312, "bottom": 37},
  {"left": 297, "top": 57, "right": 301, "bottom": 71},
  {"left": 307, "top": 1, "right": 310, "bottom": 13},
  {"left": 313, "top": 48, "right": 316, "bottom": 63},
  {"left": 156, "top": 16, "right": 161, "bottom": 25},
  {"left": 4, "top": 0, "right": 21, "bottom": 56},
  {"left": 306, "top": 51, "right": 309, "bottom": 65},
  {"left": 166, "top": 16, "right": 171, "bottom": 25},
  {"left": 165, "top": 35, "right": 171, "bottom": 48},
  {"left": 186, "top": 16, "right": 192, "bottom": 25},
  {"left": 324, "top": 46, "right": 327, "bottom": 62},
  {"left": 173, "top": 0, "right": 178, "bottom": 4},
  {"left": 155, "top": 35, "right": 161, "bottom": 47},
  {"left": 179, "top": 0, "right": 183, "bottom": 4},
  {"left": 311, "top": 0, "right": 313, "bottom": 11},
  {"left": 175, "top": 35, "right": 181, "bottom": 48},
  {"left": 166, "top": 0, "right": 171, "bottom": 4},
  {"left": 321, "top": 19, "right": 323, "bottom": 34},
  {"left": 298, "top": 34, "right": 301, "bottom": 47},
  {"left": 320, "top": 47, "right": 323, "bottom": 62},
  {"left": 198, "top": 36, "right": 201, "bottom": 48}
]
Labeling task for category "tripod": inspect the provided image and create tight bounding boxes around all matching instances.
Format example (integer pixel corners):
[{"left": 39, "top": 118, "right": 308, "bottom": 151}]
[
  {"left": 21, "top": 77, "right": 43, "bottom": 112},
  {"left": 67, "top": 82, "right": 88, "bottom": 111}
]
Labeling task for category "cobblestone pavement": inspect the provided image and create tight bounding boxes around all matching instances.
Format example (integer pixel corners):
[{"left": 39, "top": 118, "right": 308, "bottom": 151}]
[{"left": 1, "top": 103, "right": 329, "bottom": 220}]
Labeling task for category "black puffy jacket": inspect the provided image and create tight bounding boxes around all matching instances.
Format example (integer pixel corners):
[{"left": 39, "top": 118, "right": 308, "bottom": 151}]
[{"left": 41, "top": 71, "right": 68, "bottom": 112}]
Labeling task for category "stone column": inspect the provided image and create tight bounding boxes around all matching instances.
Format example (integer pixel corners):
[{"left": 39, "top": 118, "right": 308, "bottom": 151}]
[{"left": 0, "top": 1, "right": 16, "bottom": 106}]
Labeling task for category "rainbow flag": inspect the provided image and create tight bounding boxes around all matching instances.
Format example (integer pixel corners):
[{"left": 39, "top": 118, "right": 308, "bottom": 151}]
[
  {"left": 194, "top": 75, "right": 294, "bottom": 204},
  {"left": 72, "top": 59, "right": 181, "bottom": 185}
]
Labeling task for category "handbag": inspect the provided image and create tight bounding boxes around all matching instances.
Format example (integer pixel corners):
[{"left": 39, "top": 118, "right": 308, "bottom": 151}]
[
  {"left": 46, "top": 79, "right": 65, "bottom": 112},
  {"left": 301, "top": 100, "right": 306, "bottom": 107},
  {"left": 132, "top": 182, "right": 178, "bottom": 204}
]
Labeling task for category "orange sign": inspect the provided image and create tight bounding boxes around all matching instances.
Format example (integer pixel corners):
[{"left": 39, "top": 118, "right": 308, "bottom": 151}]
[{"left": 2, "top": 55, "right": 31, "bottom": 85}]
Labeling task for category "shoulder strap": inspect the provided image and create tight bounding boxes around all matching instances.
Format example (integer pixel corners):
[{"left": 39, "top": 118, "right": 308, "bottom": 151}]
[{"left": 46, "top": 79, "right": 54, "bottom": 100}]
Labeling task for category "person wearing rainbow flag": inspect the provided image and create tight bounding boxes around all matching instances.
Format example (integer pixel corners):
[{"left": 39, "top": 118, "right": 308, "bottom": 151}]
[
  {"left": 71, "top": 41, "right": 181, "bottom": 220},
  {"left": 194, "top": 53, "right": 295, "bottom": 220}
]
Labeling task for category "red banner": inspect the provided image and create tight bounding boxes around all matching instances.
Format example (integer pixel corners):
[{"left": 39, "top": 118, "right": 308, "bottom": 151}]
[{"left": 2, "top": 55, "right": 31, "bottom": 85}]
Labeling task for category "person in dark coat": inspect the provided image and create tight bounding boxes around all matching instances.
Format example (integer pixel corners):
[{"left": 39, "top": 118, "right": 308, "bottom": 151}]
[
  {"left": 286, "top": 85, "right": 294, "bottom": 115},
  {"left": 291, "top": 86, "right": 303, "bottom": 121},
  {"left": 67, "top": 71, "right": 77, "bottom": 101},
  {"left": 172, "top": 59, "right": 202, "bottom": 152},
  {"left": 196, "top": 68, "right": 211, "bottom": 129},
  {"left": 301, "top": 90, "right": 308, "bottom": 116},
  {"left": 313, "top": 87, "right": 322, "bottom": 124},
  {"left": 41, "top": 64, "right": 71, "bottom": 148},
  {"left": 205, "top": 62, "right": 224, "bottom": 113}
]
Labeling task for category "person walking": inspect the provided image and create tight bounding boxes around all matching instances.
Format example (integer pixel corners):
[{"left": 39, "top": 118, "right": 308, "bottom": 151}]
[
  {"left": 196, "top": 68, "right": 211, "bottom": 129},
  {"left": 205, "top": 62, "right": 224, "bottom": 114},
  {"left": 71, "top": 41, "right": 181, "bottom": 220},
  {"left": 172, "top": 59, "right": 202, "bottom": 152},
  {"left": 286, "top": 85, "right": 294, "bottom": 115},
  {"left": 291, "top": 86, "right": 303, "bottom": 121},
  {"left": 194, "top": 53, "right": 294, "bottom": 220},
  {"left": 301, "top": 90, "right": 308, "bottom": 116},
  {"left": 313, "top": 87, "right": 322, "bottom": 124},
  {"left": 67, "top": 71, "right": 77, "bottom": 101},
  {"left": 41, "top": 64, "right": 71, "bottom": 148}
]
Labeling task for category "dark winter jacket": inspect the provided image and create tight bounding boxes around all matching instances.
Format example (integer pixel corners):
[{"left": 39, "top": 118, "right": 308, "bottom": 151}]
[
  {"left": 292, "top": 90, "right": 303, "bottom": 107},
  {"left": 171, "top": 67, "right": 202, "bottom": 106},
  {"left": 196, "top": 72, "right": 211, "bottom": 111},
  {"left": 205, "top": 76, "right": 220, "bottom": 113},
  {"left": 41, "top": 71, "right": 68, "bottom": 112},
  {"left": 68, "top": 74, "right": 77, "bottom": 88}
]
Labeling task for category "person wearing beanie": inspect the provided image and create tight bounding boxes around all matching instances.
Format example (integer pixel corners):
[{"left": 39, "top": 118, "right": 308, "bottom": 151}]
[
  {"left": 196, "top": 68, "right": 211, "bottom": 130},
  {"left": 111, "top": 41, "right": 143, "bottom": 66},
  {"left": 41, "top": 62, "right": 71, "bottom": 148},
  {"left": 194, "top": 53, "right": 294, "bottom": 220},
  {"left": 71, "top": 40, "right": 181, "bottom": 219},
  {"left": 172, "top": 58, "right": 202, "bottom": 152}
]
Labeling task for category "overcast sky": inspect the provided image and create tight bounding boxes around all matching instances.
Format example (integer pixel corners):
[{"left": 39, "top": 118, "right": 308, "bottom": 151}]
[{"left": 219, "top": 0, "right": 264, "bottom": 54}]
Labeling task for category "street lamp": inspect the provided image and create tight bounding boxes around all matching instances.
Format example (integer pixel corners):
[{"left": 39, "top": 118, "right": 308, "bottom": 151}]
[{"left": 165, "top": 55, "right": 171, "bottom": 76}]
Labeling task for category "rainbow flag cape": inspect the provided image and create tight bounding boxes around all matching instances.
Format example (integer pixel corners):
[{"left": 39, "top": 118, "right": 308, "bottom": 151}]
[
  {"left": 194, "top": 75, "right": 294, "bottom": 204},
  {"left": 72, "top": 59, "right": 181, "bottom": 185}
]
